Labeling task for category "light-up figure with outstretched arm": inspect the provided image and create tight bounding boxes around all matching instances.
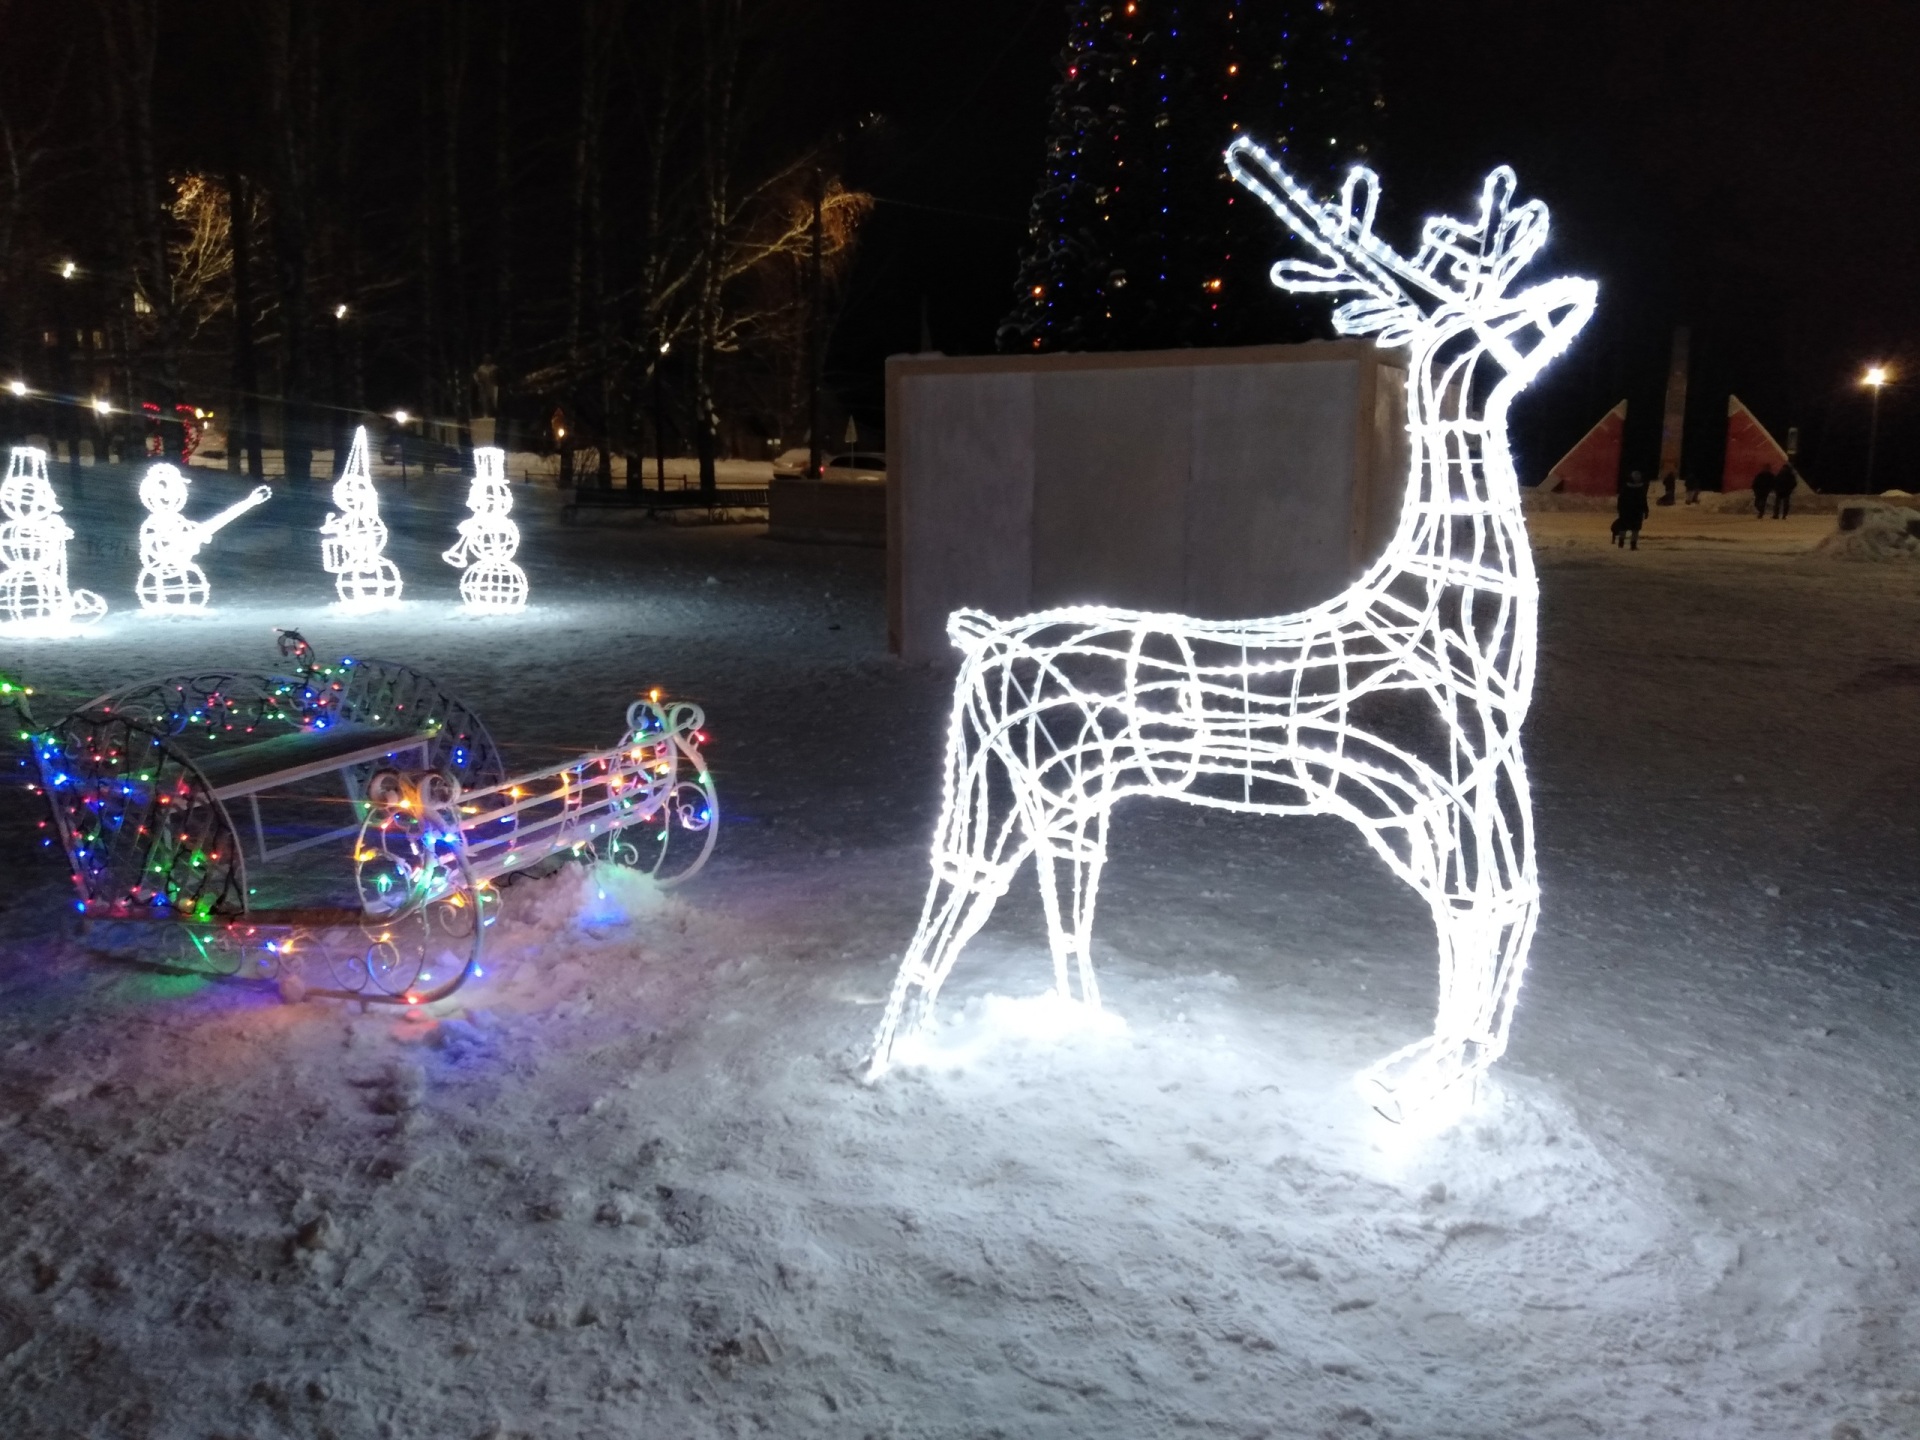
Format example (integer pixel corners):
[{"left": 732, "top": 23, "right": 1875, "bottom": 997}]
[{"left": 135, "top": 463, "right": 272, "bottom": 611}]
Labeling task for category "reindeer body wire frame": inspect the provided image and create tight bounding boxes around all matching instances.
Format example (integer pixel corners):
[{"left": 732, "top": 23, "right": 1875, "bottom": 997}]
[{"left": 866, "top": 142, "right": 1597, "bottom": 1119}]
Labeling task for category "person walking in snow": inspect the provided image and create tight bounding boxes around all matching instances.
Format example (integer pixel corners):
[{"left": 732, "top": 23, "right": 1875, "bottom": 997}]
[
  {"left": 1752, "top": 466, "right": 1775, "bottom": 518},
  {"left": 1613, "top": 469, "right": 1649, "bottom": 550},
  {"left": 1772, "top": 464, "right": 1799, "bottom": 518}
]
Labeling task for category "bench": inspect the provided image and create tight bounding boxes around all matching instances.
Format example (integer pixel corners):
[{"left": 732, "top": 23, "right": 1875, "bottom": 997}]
[{"left": 190, "top": 723, "right": 429, "bottom": 864}]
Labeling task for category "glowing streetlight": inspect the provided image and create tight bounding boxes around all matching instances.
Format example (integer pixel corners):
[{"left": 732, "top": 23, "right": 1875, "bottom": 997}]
[
  {"left": 1863, "top": 365, "right": 1892, "bottom": 491},
  {"left": 392, "top": 409, "right": 411, "bottom": 426},
  {"left": 6, "top": 380, "right": 26, "bottom": 398},
  {"left": 59, "top": 260, "right": 76, "bottom": 280},
  {"left": 658, "top": 340, "right": 671, "bottom": 356},
  {"left": 92, "top": 397, "right": 113, "bottom": 416},
  {"left": 334, "top": 303, "right": 349, "bottom": 320}
]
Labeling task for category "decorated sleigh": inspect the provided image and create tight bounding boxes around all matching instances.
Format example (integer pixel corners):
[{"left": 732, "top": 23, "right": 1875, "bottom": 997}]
[{"left": 3, "top": 631, "right": 717, "bottom": 1003}]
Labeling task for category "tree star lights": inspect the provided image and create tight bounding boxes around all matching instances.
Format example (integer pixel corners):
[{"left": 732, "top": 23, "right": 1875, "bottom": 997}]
[{"left": 868, "top": 142, "right": 1597, "bottom": 1120}]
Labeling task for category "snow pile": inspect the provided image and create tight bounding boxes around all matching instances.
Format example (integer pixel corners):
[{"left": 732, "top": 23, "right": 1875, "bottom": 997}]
[
  {"left": 0, "top": 492, "right": 1916, "bottom": 1437},
  {"left": 1815, "top": 502, "right": 1920, "bottom": 561}
]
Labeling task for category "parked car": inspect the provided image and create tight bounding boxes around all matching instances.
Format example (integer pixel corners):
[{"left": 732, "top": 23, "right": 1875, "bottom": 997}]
[{"left": 770, "top": 449, "right": 886, "bottom": 482}]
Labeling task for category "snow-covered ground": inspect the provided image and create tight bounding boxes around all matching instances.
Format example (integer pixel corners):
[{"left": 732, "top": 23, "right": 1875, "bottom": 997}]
[{"left": 0, "top": 467, "right": 1916, "bottom": 1438}]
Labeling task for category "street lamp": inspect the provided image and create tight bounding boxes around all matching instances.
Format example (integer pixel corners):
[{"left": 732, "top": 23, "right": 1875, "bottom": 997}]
[
  {"left": 1863, "top": 365, "right": 1891, "bottom": 492},
  {"left": 59, "top": 260, "right": 76, "bottom": 280},
  {"left": 92, "top": 397, "right": 112, "bottom": 416},
  {"left": 392, "top": 409, "right": 410, "bottom": 426},
  {"left": 6, "top": 380, "right": 26, "bottom": 398}
]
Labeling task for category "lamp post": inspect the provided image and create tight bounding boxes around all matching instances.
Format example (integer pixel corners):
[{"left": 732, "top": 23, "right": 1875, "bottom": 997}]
[
  {"left": 654, "top": 338, "right": 670, "bottom": 493},
  {"left": 393, "top": 410, "right": 412, "bottom": 485},
  {"left": 1863, "top": 365, "right": 1890, "bottom": 492}
]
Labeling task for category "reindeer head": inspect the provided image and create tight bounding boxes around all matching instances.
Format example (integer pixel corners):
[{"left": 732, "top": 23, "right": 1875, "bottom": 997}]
[{"left": 1226, "top": 139, "right": 1595, "bottom": 398}]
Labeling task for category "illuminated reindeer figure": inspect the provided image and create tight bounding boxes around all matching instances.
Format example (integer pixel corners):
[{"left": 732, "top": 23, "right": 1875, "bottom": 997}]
[{"left": 868, "top": 143, "right": 1597, "bottom": 1118}]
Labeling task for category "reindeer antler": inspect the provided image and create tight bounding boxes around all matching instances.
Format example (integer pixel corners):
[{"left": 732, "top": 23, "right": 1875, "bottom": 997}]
[{"left": 1225, "top": 138, "right": 1555, "bottom": 344}]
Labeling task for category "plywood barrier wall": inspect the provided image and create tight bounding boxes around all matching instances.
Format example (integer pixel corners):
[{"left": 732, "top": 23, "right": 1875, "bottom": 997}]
[{"left": 886, "top": 342, "right": 1409, "bottom": 661}]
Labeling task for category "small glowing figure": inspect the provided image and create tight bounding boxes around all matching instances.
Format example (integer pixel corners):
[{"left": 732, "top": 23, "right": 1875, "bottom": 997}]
[
  {"left": 868, "top": 147, "right": 1598, "bottom": 1121},
  {"left": 321, "top": 427, "right": 404, "bottom": 607},
  {"left": 441, "top": 446, "right": 527, "bottom": 611},
  {"left": 0, "top": 447, "right": 106, "bottom": 628},
  {"left": 134, "top": 464, "right": 272, "bottom": 612}
]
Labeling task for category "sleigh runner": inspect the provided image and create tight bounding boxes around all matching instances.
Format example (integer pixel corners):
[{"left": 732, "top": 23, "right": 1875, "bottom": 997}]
[{"left": 6, "top": 631, "right": 717, "bottom": 1002}]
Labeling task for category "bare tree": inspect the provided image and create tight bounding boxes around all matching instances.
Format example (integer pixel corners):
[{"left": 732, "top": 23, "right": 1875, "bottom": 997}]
[
  {"left": 562, "top": 0, "right": 622, "bottom": 489},
  {"left": 489, "top": 0, "right": 516, "bottom": 454},
  {"left": 227, "top": 167, "right": 265, "bottom": 478}
]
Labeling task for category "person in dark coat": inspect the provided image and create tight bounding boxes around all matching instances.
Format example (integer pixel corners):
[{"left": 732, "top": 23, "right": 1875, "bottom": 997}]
[
  {"left": 1752, "top": 466, "right": 1775, "bottom": 518},
  {"left": 1614, "top": 470, "right": 1650, "bottom": 549},
  {"left": 1772, "top": 464, "right": 1799, "bottom": 518}
]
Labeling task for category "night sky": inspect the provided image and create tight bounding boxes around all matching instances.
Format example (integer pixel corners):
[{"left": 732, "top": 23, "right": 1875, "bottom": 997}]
[
  {"left": 1, "top": 1, "right": 1913, "bottom": 488},
  {"left": 834, "top": 0, "right": 1920, "bottom": 489}
]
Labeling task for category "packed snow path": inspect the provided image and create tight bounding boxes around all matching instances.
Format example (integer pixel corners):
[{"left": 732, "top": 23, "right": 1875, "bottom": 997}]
[{"left": 0, "top": 468, "right": 1914, "bottom": 1438}]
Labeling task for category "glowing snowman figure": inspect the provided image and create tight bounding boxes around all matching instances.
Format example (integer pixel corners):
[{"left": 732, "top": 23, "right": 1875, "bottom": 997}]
[
  {"left": 135, "top": 464, "right": 272, "bottom": 612},
  {"left": 320, "top": 426, "right": 404, "bottom": 607},
  {"left": 0, "top": 446, "right": 106, "bottom": 628},
  {"left": 441, "top": 446, "right": 527, "bottom": 611}
]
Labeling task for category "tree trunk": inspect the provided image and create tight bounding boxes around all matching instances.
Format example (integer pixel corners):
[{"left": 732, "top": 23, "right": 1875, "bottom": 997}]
[
  {"left": 321, "top": 12, "right": 362, "bottom": 469},
  {"left": 264, "top": 0, "right": 317, "bottom": 485},
  {"left": 227, "top": 169, "right": 265, "bottom": 479},
  {"left": 568, "top": 0, "right": 618, "bottom": 491},
  {"left": 492, "top": 0, "right": 515, "bottom": 454},
  {"left": 442, "top": 0, "right": 471, "bottom": 465},
  {"left": 417, "top": 16, "right": 441, "bottom": 457},
  {"left": 693, "top": 0, "right": 742, "bottom": 500},
  {"left": 807, "top": 166, "right": 824, "bottom": 479},
  {"left": 95, "top": 0, "right": 183, "bottom": 460}
]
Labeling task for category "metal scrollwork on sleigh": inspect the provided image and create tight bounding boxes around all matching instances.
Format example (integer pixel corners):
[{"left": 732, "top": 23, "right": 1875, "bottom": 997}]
[{"left": 2, "top": 631, "right": 717, "bottom": 1003}]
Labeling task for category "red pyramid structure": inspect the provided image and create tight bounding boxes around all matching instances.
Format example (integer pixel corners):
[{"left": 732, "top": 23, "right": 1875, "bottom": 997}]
[
  {"left": 1720, "top": 396, "right": 1791, "bottom": 492},
  {"left": 1543, "top": 400, "right": 1626, "bottom": 495}
]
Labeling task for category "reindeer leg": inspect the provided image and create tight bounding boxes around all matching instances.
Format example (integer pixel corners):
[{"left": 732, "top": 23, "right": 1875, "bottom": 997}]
[
  {"left": 1359, "top": 753, "right": 1539, "bottom": 1120},
  {"left": 867, "top": 703, "right": 1034, "bottom": 1077},
  {"left": 1034, "top": 805, "right": 1108, "bottom": 1008}
]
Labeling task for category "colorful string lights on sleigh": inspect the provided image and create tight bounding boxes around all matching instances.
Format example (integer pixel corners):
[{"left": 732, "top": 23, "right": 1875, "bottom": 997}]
[
  {"left": 4, "top": 623, "right": 719, "bottom": 1004},
  {"left": 866, "top": 142, "right": 1597, "bottom": 1120}
]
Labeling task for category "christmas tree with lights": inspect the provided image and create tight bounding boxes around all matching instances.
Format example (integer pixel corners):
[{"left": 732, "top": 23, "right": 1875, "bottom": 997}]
[{"left": 1000, "top": 0, "right": 1380, "bottom": 354}]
